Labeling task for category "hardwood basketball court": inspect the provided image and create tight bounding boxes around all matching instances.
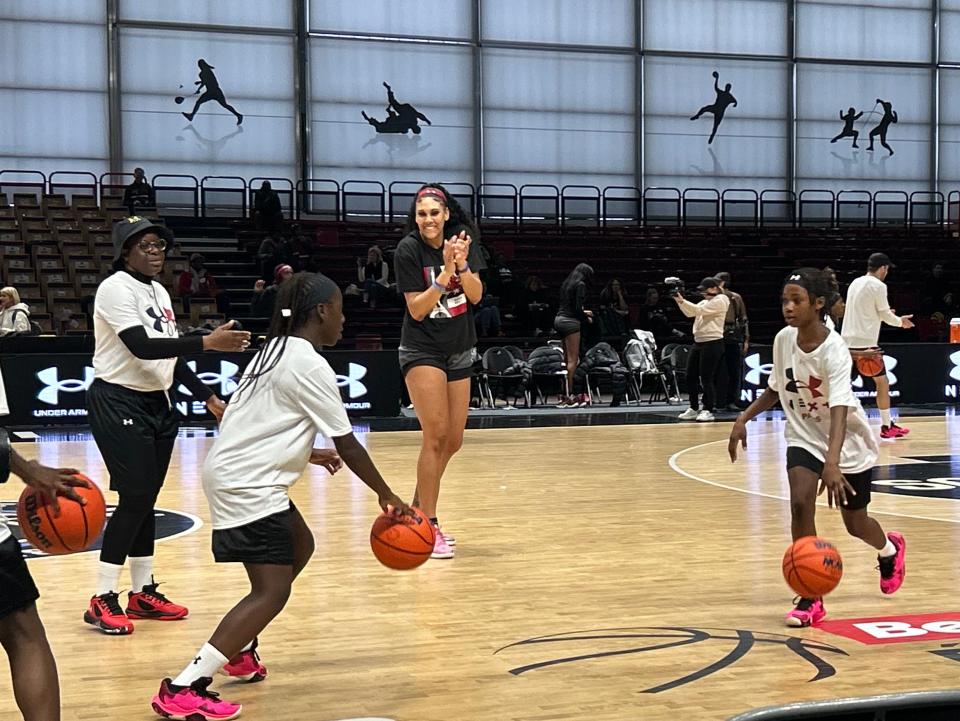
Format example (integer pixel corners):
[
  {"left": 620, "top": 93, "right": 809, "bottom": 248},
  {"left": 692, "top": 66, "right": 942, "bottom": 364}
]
[{"left": 2, "top": 415, "right": 959, "bottom": 720}]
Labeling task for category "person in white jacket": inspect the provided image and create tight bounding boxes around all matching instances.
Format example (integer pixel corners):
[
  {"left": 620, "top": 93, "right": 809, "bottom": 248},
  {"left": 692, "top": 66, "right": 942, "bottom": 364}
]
[
  {"left": 0, "top": 287, "right": 30, "bottom": 336},
  {"left": 841, "top": 253, "right": 914, "bottom": 439},
  {"left": 672, "top": 276, "right": 730, "bottom": 422}
]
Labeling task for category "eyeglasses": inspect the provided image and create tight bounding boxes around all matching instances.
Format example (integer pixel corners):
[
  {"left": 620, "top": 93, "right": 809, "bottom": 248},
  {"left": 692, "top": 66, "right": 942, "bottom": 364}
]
[{"left": 138, "top": 238, "right": 167, "bottom": 252}]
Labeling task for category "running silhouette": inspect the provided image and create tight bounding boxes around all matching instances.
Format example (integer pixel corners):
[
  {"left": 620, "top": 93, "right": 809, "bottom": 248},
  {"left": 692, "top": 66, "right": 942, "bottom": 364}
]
[
  {"left": 181, "top": 59, "right": 243, "bottom": 126},
  {"left": 830, "top": 107, "right": 863, "bottom": 148},
  {"left": 867, "top": 98, "right": 897, "bottom": 156},
  {"left": 690, "top": 71, "right": 737, "bottom": 145},
  {"left": 362, "top": 82, "right": 431, "bottom": 135}
]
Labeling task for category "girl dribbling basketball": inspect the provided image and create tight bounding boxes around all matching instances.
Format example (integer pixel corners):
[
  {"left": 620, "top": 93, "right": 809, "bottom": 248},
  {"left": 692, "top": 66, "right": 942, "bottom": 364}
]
[
  {"left": 151, "top": 273, "right": 412, "bottom": 720},
  {"left": 728, "top": 268, "right": 906, "bottom": 628}
]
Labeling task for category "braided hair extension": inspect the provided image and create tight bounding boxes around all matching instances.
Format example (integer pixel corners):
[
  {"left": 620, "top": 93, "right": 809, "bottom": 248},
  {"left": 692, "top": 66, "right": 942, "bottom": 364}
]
[
  {"left": 403, "top": 183, "right": 479, "bottom": 241},
  {"left": 232, "top": 272, "right": 332, "bottom": 402}
]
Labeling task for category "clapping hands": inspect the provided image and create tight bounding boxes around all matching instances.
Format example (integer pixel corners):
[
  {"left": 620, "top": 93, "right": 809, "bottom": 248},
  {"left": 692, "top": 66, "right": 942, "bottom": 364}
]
[{"left": 443, "top": 230, "right": 472, "bottom": 274}]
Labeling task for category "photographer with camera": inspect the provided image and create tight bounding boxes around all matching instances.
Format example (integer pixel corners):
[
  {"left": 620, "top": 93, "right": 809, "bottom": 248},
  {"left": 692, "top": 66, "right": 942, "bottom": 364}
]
[
  {"left": 670, "top": 276, "right": 730, "bottom": 422},
  {"left": 716, "top": 271, "right": 749, "bottom": 411}
]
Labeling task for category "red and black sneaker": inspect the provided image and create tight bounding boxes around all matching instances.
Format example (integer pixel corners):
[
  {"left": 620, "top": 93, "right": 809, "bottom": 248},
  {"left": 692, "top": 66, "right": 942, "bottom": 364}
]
[
  {"left": 127, "top": 580, "right": 189, "bottom": 621},
  {"left": 84, "top": 591, "right": 135, "bottom": 635}
]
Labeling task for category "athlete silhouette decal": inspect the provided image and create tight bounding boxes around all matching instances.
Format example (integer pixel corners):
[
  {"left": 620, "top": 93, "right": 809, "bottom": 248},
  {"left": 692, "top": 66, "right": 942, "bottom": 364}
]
[
  {"left": 180, "top": 59, "right": 243, "bottom": 126},
  {"left": 867, "top": 98, "right": 897, "bottom": 156},
  {"left": 831, "top": 107, "right": 864, "bottom": 148},
  {"left": 690, "top": 71, "right": 737, "bottom": 145},
  {"left": 362, "top": 82, "right": 431, "bottom": 135}
]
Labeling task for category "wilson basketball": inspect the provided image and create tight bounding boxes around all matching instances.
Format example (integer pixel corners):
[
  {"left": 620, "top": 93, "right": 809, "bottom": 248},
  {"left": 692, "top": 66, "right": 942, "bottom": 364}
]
[
  {"left": 782, "top": 536, "right": 843, "bottom": 598},
  {"left": 17, "top": 474, "right": 107, "bottom": 555},
  {"left": 370, "top": 506, "right": 435, "bottom": 570},
  {"left": 855, "top": 354, "right": 884, "bottom": 378}
]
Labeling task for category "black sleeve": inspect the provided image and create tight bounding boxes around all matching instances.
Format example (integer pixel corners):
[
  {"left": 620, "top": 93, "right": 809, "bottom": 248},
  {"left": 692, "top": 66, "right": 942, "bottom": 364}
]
[
  {"left": 118, "top": 326, "right": 204, "bottom": 360},
  {"left": 395, "top": 238, "right": 427, "bottom": 293},
  {"left": 574, "top": 284, "right": 586, "bottom": 319},
  {"left": 250, "top": 286, "right": 275, "bottom": 317},
  {"left": 0, "top": 428, "right": 9, "bottom": 484},
  {"left": 173, "top": 357, "right": 215, "bottom": 401}
]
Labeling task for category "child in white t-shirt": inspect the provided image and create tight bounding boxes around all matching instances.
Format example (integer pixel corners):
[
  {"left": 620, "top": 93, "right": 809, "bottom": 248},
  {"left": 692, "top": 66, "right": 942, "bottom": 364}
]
[
  {"left": 151, "top": 273, "right": 414, "bottom": 721},
  {"left": 728, "top": 268, "right": 906, "bottom": 629}
]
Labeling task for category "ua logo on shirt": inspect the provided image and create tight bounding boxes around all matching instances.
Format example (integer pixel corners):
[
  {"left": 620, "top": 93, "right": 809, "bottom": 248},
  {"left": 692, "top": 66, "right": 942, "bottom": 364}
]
[
  {"left": 146, "top": 306, "right": 176, "bottom": 334},
  {"left": 122, "top": 419, "right": 133, "bottom": 426}
]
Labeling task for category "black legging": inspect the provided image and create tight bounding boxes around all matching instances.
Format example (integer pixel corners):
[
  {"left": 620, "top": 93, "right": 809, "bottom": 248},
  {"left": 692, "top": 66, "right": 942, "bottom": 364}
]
[
  {"left": 99, "top": 490, "right": 160, "bottom": 565},
  {"left": 686, "top": 339, "right": 724, "bottom": 411},
  {"left": 721, "top": 340, "right": 743, "bottom": 406}
]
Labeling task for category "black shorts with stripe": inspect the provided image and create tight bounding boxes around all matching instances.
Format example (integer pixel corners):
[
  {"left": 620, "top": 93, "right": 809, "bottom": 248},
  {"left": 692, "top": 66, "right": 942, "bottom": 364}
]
[
  {"left": 786, "top": 446, "right": 873, "bottom": 511},
  {"left": 212, "top": 504, "right": 297, "bottom": 566},
  {"left": 0, "top": 535, "right": 39, "bottom": 619}
]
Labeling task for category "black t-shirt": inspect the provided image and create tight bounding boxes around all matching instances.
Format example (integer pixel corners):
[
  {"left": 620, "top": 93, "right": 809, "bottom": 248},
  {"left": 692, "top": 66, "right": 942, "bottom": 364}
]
[
  {"left": 557, "top": 282, "right": 587, "bottom": 320},
  {"left": 394, "top": 227, "right": 487, "bottom": 354}
]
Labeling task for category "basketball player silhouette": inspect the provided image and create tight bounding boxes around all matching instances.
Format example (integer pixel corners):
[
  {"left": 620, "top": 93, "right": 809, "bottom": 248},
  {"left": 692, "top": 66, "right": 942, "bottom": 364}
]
[
  {"left": 690, "top": 71, "right": 737, "bottom": 145},
  {"left": 831, "top": 107, "right": 863, "bottom": 148},
  {"left": 867, "top": 99, "right": 897, "bottom": 156},
  {"left": 181, "top": 59, "right": 243, "bottom": 126},
  {"left": 362, "top": 82, "right": 432, "bottom": 135}
]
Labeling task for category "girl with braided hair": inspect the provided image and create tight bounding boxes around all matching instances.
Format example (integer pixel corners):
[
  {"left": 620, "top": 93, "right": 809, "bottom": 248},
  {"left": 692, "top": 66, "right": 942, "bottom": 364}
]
[{"left": 394, "top": 183, "right": 486, "bottom": 559}]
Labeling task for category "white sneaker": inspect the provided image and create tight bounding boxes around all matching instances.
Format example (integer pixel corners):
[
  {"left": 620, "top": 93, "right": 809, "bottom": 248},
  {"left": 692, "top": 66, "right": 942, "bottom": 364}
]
[
  {"left": 431, "top": 531, "right": 455, "bottom": 559},
  {"left": 696, "top": 410, "right": 715, "bottom": 422},
  {"left": 678, "top": 408, "right": 699, "bottom": 420}
]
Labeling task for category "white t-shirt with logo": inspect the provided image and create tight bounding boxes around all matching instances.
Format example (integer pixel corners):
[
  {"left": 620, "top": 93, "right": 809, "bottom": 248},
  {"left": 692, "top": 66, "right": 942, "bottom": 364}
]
[
  {"left": 767, "top": 326, "right": 878, "bottom": 474},
  {"left": 93, "top": 272, "right": 180, "bottom": 392},
  {"left": 202, "top": 337, "right": 353, "bottom": 530},
  {"left": 0, "top": 365, "right": 9, "bottom": 542},
  {"left": 841, "top": 274, "right": 902, "bottom": 349}
]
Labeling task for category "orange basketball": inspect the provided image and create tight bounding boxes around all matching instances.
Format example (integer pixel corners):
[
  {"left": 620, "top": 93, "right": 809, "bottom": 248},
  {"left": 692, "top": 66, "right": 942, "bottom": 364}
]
[
  {"left": 855, "top": 354, "right": 884, "bottom": 378},
  {"left": 370, "top": 506, "right": 435, "bottom": 570},
  {"left": 782, "top": 536, "right": 843, "bottom": 598},
  {"left": 17, "top": 474, "right": 107, "bottom": 555}
]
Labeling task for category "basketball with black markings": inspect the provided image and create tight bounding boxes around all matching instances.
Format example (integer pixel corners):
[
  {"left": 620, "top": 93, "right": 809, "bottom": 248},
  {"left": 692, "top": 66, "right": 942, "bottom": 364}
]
[
  {"left": 17, "top": 473, "right": 107, "bottom": 555},
  {"left": 370, "top": 506, "right": 435, "bottom": 570},
  {"left": 782, "top": 535, "right": 843, "bottom": 598}
]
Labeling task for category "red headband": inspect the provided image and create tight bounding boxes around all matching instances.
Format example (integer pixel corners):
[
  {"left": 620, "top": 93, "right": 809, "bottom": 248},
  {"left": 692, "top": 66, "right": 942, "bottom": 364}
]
[{"left": 416, "top": 187, "right": 447, "bottom": 204}]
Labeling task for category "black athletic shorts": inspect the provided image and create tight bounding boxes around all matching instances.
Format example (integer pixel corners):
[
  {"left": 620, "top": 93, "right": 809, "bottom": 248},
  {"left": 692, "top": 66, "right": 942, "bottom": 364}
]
[
  {"left": 399, "top": 347, "right": 474, "bottom": 382},
  {"left": 212, "top": 504, "right": 297, "bottom": 565},
  {"left": 553, "top": 315, "right": 581, "bottom": 338},
  {"left": 786, "top": 446, "right": 873, "bottom": 511},
  {"left": 87, "top": 379, "right": 178, "bottom": 494},
  {"left": 0, "top": 535, "right": 39, "bottom": 619},
  {"left": 849, "top": 347, "right": 887, "bottom": 378}
]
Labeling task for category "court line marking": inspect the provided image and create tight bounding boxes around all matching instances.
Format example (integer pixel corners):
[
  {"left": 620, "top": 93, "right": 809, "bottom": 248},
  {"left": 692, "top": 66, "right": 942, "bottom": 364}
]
[{"left": 668, "top": 438, "right": 960, "bottom": 526}]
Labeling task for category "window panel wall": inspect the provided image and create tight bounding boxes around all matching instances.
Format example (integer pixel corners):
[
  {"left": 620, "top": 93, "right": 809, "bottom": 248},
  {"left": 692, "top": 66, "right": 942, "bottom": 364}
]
[
  {"left": 482, "top": 49, "right": 634, "bottom": 188},
  {"left": 941, "top": 1, "right": 960, "bottom": 63},
  {"left": 310, "top": 0, "right": 472, "bottom": 39},
  {"left": 797, "top": 0, "right": 932, "bottom": 63},
  {"left": 119, "top": 1, "right": 292, "bottom": 30},
  {"left": 939, "top": 70, "right": 960, "bottom": 188},
  {"left": 309, "top": 39, "right": 474, "bottom": 186},
  {"left": 120, "top": 29, "right": 296, "bottom": 180},
  {"left": 481, "top": 0, "right": 634, "bottom": 48},
  {"left": 0, "top": 20, "right": 108, "bottom": 174},
  {"left": 644, "top": 58, "right": 788, "bottom": 191},
  {"left": 796, "top": 64, "right": 931, "bottom": 193},
  {"left": 0, "top": 0, "right": 104, "bottom": 23},
  {"left": 644, "top": 0, "right": 787, "bottom": 56}
]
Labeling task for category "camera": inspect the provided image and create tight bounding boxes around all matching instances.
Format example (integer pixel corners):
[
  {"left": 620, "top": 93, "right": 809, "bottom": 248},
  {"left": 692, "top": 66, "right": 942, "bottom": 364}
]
[{"left": 664, "top": 277, "right": 685, "bottom": 298}]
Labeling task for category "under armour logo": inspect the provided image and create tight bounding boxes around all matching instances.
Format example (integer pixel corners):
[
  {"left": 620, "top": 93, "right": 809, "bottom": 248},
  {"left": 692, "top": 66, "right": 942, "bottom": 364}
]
[
  {"left": 177, "top": 361, "right": 239, "bottom": 397},
  {"left": 146, "top": 306, "right": 176, "bottom": 334},
  {"left": 743, "top": 353, "right": 774, "bottom": 387},
  {"left": 335, "top": 363, "right": 368, "bottom": 399},
  {"left": 789, "top": 274, "right": 802, "bottom": 280},
  {"left": 192, "top": 656, "right": 202, "bottom": 665},
  {"left": 852, "top": 355, "right": 898, "bottom": 388},
  {"left": 36, "top": 366, "right": 95, "bottom": 405},
  {"left": 122, "top": 419, "right": 133, "bottom": 426},
  {"left": 949, "top": 351, "right": 960, "bottom": 382}
]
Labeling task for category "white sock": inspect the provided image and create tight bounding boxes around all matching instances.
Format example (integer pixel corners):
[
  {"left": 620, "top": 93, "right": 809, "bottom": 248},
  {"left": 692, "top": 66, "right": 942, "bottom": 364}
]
[
  {"left": 240, "top": 638, "right": 255, "bottom": 653},
  {"left": 878, "top": 538, "right": 897, "bottom": 557},
  {"left": 129, "top": 556, "right": 154, "bottom": 593},
  {"left": 172, "top": 642, "right": 229, "bottom": 688},
  {"left": 880, "top": 408, "right": 892, "bottom": 427},
  {"left": 96, "top": 561, "right": 124, "bottom": 596}
]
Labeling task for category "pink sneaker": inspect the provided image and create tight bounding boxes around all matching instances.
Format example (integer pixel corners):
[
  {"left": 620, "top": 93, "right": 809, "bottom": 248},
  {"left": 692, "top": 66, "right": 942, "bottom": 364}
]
[
  {"left": 220, "top": 638, "right": 267, "bottom": 683},
  {"left": 890, "top": 423, "right": 910, "bottom": 437},
  {"left": 880, "top": 425, "right": 899, "bottom": 440},
  {"left": 151, "top": 677, "right": 241, "bottom": 720},
  {"left": 785, "top": 597, "right": 826, "bottom": 628},
  {"left": 431, "top": 529, "right": 454, "bottom": 559},
  {"left": 879, "top": 531, "right": 906, "bottom": 595}
]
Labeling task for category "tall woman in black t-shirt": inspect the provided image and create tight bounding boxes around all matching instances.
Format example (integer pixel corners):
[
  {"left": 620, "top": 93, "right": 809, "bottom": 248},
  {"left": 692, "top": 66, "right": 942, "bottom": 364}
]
[
  {"left": 553, "top": 263, "right": 594, "bottom": 405},
  {"left": 394, "top": 184, "right": 485, "bottom": 560}
]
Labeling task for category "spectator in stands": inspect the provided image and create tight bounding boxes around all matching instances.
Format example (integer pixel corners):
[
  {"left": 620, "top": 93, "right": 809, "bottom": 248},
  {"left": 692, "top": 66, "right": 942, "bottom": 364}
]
[
  {"left": 177, "top": 253, "right": 230, "bottom": 314},
  {"left": 474, "top": 293, "right": 502, "bottom": 337},
  {"left": 251, "top": 263, "right": 294, "bottom": 318},
  {"left": 638, "top": 286, "right": 684, "bottom": 346},
  {"left": 922, "top": 262, "right": 955, "bottom": 316},
  {"left": 554, "top": 263, "right": 594, "bottom": 405},
  {"left": 599, "top": 278, "right": 630, "bottom": 338},
  {"left": 0, "top": 287, "right": 30, "bottom": 336},
  {"left": 715, "top": 271, "right": 749, "bottom": 411},
  {"left": 517, "top": 275, "right": 553, "bottom": 336},
  {"left": 483, "top": 252, "right": 517, "bottom": 313},
  {"left": 824, "top": 266, "right": 845, "bottom": 331},
  {"left": 253, "top": 180, "right": 283, "bottom": 234},
  {"left": 122, "top": 168, "right": 155, "bottom": 213},
  {"left": 673, "top": 276, "right": 730, "bottom": 422},
  {"left": 357, "top": 245, "right": 390, "bottom": 308}
]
